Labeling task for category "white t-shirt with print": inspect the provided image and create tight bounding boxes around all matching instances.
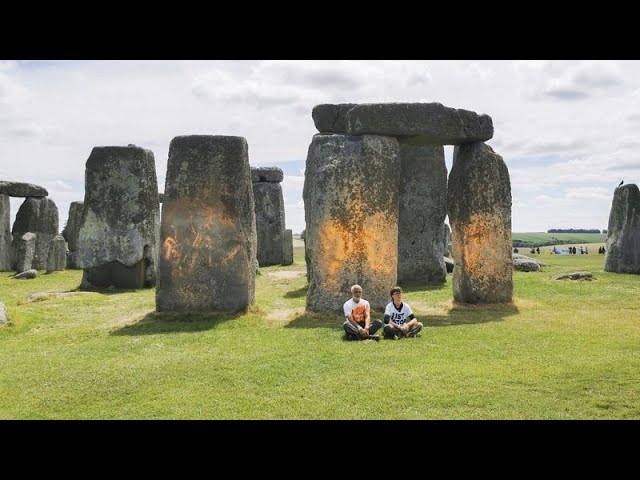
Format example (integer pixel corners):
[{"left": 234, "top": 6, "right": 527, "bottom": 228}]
[{"left": 384, "top": 302, "right": 413, "bottom": 326}]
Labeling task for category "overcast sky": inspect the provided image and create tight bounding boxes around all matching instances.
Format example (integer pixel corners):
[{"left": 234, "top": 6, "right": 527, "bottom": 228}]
[{"left": 2, "top": 60, "right": 639, "bottom": 234}]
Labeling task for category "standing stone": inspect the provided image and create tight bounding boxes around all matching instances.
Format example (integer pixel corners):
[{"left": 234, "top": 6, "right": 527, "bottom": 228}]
[
  {"left": 252, "top": 167, "right": 285, "bottom": 266},
  {"left": 14, "top": 232, "right": 36, "bottom": 273},
  {"left": 282, "top": 229, "right": 293, "bottom": 265},
  {"left": 78, "top": 145, "right": 160, "bottom": 289},
  {"left": 443, "top": 222, "right": 452, "bottom": 257},
  {"left": 0, "top": 194, "right": 11, "bottom": 271},
  {"left": 65, "top": 201, "right": 84, "bottom": 269},
  {"left": 448, "top": 142, "right": 512, "bottom": 303},
  {"left": 157, "top": 135, "right": 256, "bottom": 312},
  {"left": 46, "top": 234, "right": 67, "bottom": 272},
  {"left": 397, "top": 142, "right": 447, "bottom": 283},
  {"left": 11, "top": 197, "right": 58, "bottom": 270},
  {"left": 605, "top": 184, "right": 640, "bottom": 273},
  {"left": 304, "top": 134, "right": 400, "bottom": 312}
]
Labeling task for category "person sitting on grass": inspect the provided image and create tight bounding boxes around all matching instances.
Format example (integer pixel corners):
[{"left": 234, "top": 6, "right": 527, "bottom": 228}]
[
  {"left": 343, "top": 284, "right": 382, "bottom": 341},
  {"left": 383, "top": 286, "right": 423, "bottom": 340}
]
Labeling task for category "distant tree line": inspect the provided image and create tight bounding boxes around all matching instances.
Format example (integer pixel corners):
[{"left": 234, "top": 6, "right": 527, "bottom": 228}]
[{"left": 547, "top": 228, "right": 602, "bottom": 234}]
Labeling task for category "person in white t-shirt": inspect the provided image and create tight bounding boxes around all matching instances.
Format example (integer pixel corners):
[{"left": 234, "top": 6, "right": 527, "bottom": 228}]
[
  {"left": 342, "top": 284, "right": 382, "bottom": 341},
  {"left": 383, "top": 286, "right": 423, "bottom": 339}
]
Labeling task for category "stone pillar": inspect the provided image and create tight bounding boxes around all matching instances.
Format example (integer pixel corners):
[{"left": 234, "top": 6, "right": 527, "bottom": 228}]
[
  {"left": 46, "top": 234, "right": 67, "bottom": 272},
  {"left": 0, "top": 194, "right": 11, "bottom": 271},
  {"left": 78, "top": 145, "right": 160, "bottom": 289},
  {"left": 66, "top": 201, "right": 84, "bottom": 269},
  {"left": 252, "top": 167, "right": 285, "bottom": 266},
  {"left": 448, "top": 142, "right": 512, "bottom": 303},
  {"left": 14, "top": 232, "right": 36, "bottom": 273},
  {"left": 605, "top": 184, "right": 640, "bottom": 273},
  {"left": 11, "top": 197, "right": 58, "bottom": 270},
  {"left": 304, "top": 134, "right": 400, "bottom": 312},
  {"left": 282, "top": 229, "right": 293, "bottom": 265},
  {"left": 157, "top": 135, "right": 256, "bottom": 312},
  {"left": 397, "top": 142, "right": 447, "bottom": 283}
]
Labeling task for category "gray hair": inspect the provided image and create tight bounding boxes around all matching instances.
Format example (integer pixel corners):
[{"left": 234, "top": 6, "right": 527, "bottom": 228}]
[{"left": 351, "top": 284, "right": 362, "bottom": 293}]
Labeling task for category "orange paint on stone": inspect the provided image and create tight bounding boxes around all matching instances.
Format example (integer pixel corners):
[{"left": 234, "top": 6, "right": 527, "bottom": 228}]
[{"left": 459, "top": 213, "right": 510, "bottom": 281}]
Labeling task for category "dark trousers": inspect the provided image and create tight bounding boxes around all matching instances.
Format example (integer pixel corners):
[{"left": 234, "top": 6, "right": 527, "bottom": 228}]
[{"left": 343, "top": 319, "right": 382, "bottom": 340}]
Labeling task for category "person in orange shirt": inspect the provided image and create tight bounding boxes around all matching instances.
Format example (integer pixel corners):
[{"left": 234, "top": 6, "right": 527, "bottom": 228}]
[{"left": 342, "top": 284, "right": 382, "bottom": 341}]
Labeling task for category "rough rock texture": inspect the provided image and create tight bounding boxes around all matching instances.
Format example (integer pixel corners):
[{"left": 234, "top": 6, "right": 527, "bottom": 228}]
[
  {"left": 304, "top": 134, "right": 400, "bottom": 312},
  {"left": 14, "top": 232, "right": 36, "bottom": 272},
  {"left": 157, "top": 135, "right": 256, "bottom": 312},
  {"left": 13, "top": 269, "right": 38, "bottom": 279},
  {"left": 11, "top": 198, "right": 58, "bottom": 270},
  {"left": 346, "top": 102, "right": 494, "bottom": 145},
  {"left": 0, "top": 301, "right": 7, "bottom": 327},
  {"left": 253, "top": 182, "right": 285, "bottom": 266},
  {"left": 443, "top": 222, "right": 452, "bottom": 257},
  {"left": 604, "top": 184, "right": 640, "bottom": 274},
  {"left": 0, "top": 181, "right": 48, "bottom": 198},
  {"left": 251, "top": 167, "right": 284, "bottom": 183},
  {"left": 312, "top": 103, "right": 358, "bottom": 134},
  {"left": 65, "top": 201, "right": 84, "bottom": 269},
  {"left": 448, "top": 142, "right": 512, "bottom": 303},
  {"left": 282, "top": 229, "right": 293, "bottom": 266},
  {"left": 46, "top": 234, "right": 67, "bottom": 272},
  {"left": 158, "top": 193, "right": 164, "bottom": 203},
  {"left": 552, "top": 271, "right": 593, "bottom": 280},
  {"left": 78, "top": 145, "right": 160, "bottom": 289},
  {"left": 397, "top": 142, "right": 447, "bottom": 282},
  {"left": 0, "top": 194, "right": 11, "bottom": 271},
  {"left": 512, "top": 256, "right": 541, "bottom": 272}
]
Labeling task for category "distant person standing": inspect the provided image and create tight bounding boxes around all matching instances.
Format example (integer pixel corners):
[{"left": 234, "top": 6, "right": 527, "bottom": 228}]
[
  {"left": 342, "top": 284, "right": 382, "bottom": 341},
  {"left": 513, "top": 247, "right": 519, "bottom": 254},
  {"left": 536, "top": 247, "right": 540, "bottom": 255}
]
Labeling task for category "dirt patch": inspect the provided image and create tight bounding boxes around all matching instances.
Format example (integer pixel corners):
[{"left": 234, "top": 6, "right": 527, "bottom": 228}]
[
  {"left": 266, "top": 307, "right": 305, "bottom": 321},
  {"left": 267, "top": 271, "right": 304, "bottom": 280}
]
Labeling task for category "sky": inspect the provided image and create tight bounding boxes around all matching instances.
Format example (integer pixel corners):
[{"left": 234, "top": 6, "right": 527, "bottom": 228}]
[{"left": 1, "top": 60, "right": 639, "bottom": 235}]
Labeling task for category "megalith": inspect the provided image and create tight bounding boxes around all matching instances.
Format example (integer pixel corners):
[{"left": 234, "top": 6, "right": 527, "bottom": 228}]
[
  {"left": 78, "top": 145, "right": 160, "bottom": 289},
  {"left": 0, "top": 181, "right": 48, "bottom": 198},
  {"left": 14, "top": 232, "right": 36, "bottom": 273},
  {"left": 604, "top": 184, "right": 640, "bottom": 274},
  {"left": 157, "top": 135, "right": 256, "bottom": 312},
  {"left": 46, "top": 234, "right": 67, "bottom": 272},
  {"left": 282, "top": 229, "right": 293, "bottom": 266},
  {"left": 0, "top": 194, "right": 11, "bottom": 271},
  {"left": 448, "top": 142, "right": 512, "bottom": 303},
  {"left": 304, "top": 134, "right": 400, "bottom": 312},
  {"left": 11, "top": 197, "right": 59, "bottom": 270},
  {"left": 312, "top": 103, "right": 358, "bottom": 134},
  {"left": 397, "top": 142, "right": 447, "bottom": 283},
  {"left": 65, "top": 201, "right": 84, "bottom": 269},
  {"left": 252, "top": 167, "right": 286, "bottom": 266}
]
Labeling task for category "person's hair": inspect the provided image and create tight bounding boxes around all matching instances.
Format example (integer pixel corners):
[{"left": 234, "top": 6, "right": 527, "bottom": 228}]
[
  {"left": 390, "top": 286, "right": 402, "bottom": 297},
  {"left": 351, "top": 284, "right": 362, "bottom": 293}
]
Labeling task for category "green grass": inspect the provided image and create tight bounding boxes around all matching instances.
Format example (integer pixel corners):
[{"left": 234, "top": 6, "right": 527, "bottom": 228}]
[
  {"left": 1, "top": 244, "right": 638, "bottom": 419},
  {"left": 513, "top": 232, "right": 606, "bottom": 248}
]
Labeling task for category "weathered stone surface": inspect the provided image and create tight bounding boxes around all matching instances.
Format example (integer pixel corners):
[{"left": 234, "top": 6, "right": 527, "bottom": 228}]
[
  {"left": 0, "top": 181, "right": 48, "bottom": 198},
  {"left": 251, "top": 167, "right": 284, "bottom": 183},
  {"left": 443, "top": 223, "right": 452, "bottom": 257},
  {"left": 513, "top": 256, "right": 541, "bottom": 272},
  {"left": 552, "top": 271, "right": 593, "bottom": 280},
  {"left": 282, "top": 229, "right": 293, "bottom": 266},
  {"left": 605, "top": 184, "right": 640, "bottom": 274},
  {"left": 65, "top": 201, "right": 84, "bottom": 269},
  {"left": 397, "top": 142, "right": 447, "bottom": 283},
  {"left": 158, "top": 193, "right": 164, "bottom": 203},
  {"left": 0, "top": 194, "right": 11, "bottom": 271},
  {"left": 81, "top": 261, "right": 145, "bottom": 289},
  {"left": 312, "top": 103, "right": 358, "bottom": 134},
  {"left": 13, "top": 269, "right": 38, "bottom": 279},
  {"left": 11, "top": 197, "right": 58, "bottom": 270},
  {"left": 0, "top": 301, "right": 7, "bottom": 326},
  {"left": 157, "top": 135, "right": 256, "bottom": 312},
  {"left": 448, "top": 142, "right": 512, "bottom": 303},
  {"left": 253, "top": 182, "right": 285, "bottom": 266},
  {"left": 14, "top": 232, "right": 36, "bottom": 273},
  {"left": 304, "top": 134, "right": 400, "bottom": 312},
  {"left": 346, "top": 102, "right": 493, "bottom": 145},
  {"left": 46, "top": 234, "right": 67, "bottom": 272},
  {"left": 78, "top": 145, "right": 160, "bottom": 289}
]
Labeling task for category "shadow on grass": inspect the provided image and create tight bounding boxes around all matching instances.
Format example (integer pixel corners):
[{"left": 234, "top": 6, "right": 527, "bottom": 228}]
[
  {"left": 284, "top": 285, "right": 308, "bottom": 299},
  {"left": 284, "top": 311, "right": 339, "bottom": 329},
  {"left": 110, "top": 310, "right": 242, "bottom": 336},
  {"left": 424, "top": 302, "right": 520, "bottom": 327},
  {"left": 399, "top": 281, "right": 449, "bottom": 293}
]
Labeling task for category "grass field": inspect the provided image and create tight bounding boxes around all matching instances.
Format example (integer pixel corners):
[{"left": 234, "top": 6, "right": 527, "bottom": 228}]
[
  {"left": 512, "top": 232, "right": 607, "bottom": 248},
  {"left": 1, "top": 241, "right": 638, "bottom": 419}
]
